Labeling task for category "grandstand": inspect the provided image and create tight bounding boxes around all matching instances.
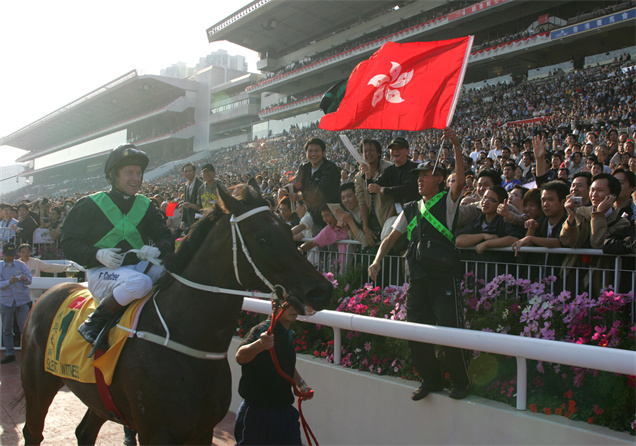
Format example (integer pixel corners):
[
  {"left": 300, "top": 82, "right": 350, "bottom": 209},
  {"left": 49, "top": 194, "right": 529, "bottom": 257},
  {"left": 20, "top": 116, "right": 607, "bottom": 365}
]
[{"left": 0, "top": 0, "right": 634, "bottom": 196}]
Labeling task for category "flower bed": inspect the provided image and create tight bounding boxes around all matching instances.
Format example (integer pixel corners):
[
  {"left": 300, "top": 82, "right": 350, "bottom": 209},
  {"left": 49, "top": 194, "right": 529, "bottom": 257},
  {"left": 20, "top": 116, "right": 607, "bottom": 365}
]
[{"left": 238, "top": 272, "right": 635, "bottom": 433}]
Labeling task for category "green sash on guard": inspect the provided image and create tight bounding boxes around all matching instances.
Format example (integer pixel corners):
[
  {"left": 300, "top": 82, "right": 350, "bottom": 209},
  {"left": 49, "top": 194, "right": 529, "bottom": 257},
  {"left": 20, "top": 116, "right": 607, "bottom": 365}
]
[
  {"left": 406, "top": 191, "right": 454, "bottom": 243},
  {"left": 90, "top": 192, "right": 149, "bottom": 249}
]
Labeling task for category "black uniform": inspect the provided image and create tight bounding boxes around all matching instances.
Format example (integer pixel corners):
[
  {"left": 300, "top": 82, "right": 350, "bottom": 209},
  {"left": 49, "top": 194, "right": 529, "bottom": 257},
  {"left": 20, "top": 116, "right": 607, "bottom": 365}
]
[
  {"left": 60, "top": 189, "right": 174, "bottom": 268},
  {"left": 402, "top": 195, "right": 469, "bottom": 390}
]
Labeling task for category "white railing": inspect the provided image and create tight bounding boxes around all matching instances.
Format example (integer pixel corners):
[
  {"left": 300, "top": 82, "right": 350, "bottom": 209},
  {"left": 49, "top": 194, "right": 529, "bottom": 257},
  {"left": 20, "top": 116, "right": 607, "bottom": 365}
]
[{"left": 241, "top": 297, "right": 636, "bottom": 411}]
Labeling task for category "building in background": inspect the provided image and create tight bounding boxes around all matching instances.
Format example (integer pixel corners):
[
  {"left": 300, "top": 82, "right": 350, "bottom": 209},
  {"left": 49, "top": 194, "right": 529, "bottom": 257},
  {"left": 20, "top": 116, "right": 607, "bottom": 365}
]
[{"left": 0, "top": 0, "right": 634, "bottom": 198}]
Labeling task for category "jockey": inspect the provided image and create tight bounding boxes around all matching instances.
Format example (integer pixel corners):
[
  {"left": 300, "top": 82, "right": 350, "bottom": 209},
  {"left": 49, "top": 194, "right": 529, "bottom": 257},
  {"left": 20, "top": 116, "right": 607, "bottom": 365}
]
[{"left": 61, "top": 144, "right": 174, "bottom": 350}]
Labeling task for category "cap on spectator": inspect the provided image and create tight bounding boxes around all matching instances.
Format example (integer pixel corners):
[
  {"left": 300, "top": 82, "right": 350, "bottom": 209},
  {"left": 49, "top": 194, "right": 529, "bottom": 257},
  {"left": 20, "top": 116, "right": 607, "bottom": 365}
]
[
  {"left": 3, "top": 243, "right": 16, "bottom": 256},
  {"left": 388, "top": 137, "right": 409, "bottom": 150},
  {"left": 410, "top": 161, "right": 447, "bottom": 177},
  {"left": 201, "top": 163, "right": 216, "bottom": 172}
]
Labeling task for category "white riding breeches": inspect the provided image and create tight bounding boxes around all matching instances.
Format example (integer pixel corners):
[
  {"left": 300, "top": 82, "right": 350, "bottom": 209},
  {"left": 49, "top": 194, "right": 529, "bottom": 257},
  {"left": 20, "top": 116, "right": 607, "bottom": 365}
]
[{"left": 87, "top": 261, "right": 164, "bottom": 305}]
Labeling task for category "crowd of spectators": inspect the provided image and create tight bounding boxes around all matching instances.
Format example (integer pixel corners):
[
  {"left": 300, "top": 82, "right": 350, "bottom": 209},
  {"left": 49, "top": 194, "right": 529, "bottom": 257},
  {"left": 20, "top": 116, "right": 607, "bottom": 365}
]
[
  {"left": 1, "top": 56, "right": 634, "bottom": 295},
  {"left": 258, "top": 1, "right": 633, "bottom": 86}
]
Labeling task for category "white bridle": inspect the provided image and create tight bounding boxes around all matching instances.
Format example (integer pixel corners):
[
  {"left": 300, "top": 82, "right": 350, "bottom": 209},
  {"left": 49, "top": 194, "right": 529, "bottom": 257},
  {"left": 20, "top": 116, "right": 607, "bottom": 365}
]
[{"left": 230, "top": 206, "right": 286, "bottom": 299}]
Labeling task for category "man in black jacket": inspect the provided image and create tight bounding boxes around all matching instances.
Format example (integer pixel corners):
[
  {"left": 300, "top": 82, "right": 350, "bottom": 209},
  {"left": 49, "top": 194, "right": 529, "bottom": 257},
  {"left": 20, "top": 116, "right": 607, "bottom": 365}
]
[
  {"left": 14, "top": 203, "right": 38, "bottom": 246},
  {"left": 292, "top": 137, "right": 341, "bottom": 231},
  {"left": 367, "top": 136, "right": 420, "bottom": 208},
  {"left": 180, "top": 162, "right": 202, "bottom": 232},
  {"left": 61, "top": 144, "right": 174, "bottom": 350}
]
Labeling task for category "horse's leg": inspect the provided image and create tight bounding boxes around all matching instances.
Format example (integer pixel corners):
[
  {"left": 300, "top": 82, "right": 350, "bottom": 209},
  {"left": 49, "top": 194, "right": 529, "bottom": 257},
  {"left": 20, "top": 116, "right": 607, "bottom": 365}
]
[
  {"left": 75, "top": 408, "right": 106, "bottom": 446},
  {"left": 21, "top": 364, "right": 63, "bottom": 446}
]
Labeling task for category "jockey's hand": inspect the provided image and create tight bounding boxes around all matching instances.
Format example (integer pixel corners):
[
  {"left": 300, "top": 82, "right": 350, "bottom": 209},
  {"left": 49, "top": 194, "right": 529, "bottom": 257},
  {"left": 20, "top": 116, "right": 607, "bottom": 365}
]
[
  {"left": 96, "top": 248, "right": 124, "bottom": 269},
  {"left": 138, "top": 245, "right": 161, "bottom": 261}
]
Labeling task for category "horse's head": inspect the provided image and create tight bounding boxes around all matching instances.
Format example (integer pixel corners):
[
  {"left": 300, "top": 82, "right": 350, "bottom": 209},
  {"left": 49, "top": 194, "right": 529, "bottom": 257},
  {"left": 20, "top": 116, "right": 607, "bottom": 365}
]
[{"left": 167, "top": 185, "right": 332, "bottom": 315}]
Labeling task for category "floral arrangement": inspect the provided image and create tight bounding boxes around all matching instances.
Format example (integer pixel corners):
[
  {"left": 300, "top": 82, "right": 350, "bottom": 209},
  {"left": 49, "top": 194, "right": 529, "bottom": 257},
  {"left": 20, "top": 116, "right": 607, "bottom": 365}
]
[{"left": 237, "top": 271, "right": 635, "bottom": 433}]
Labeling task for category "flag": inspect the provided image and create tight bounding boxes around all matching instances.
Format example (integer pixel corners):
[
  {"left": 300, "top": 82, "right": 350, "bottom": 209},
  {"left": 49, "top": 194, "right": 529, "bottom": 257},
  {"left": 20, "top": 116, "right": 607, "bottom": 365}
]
[
  {"left": 319, "top": 79, "right": 347, "bottom": 114},
  {"left": 166, "top": 202, "right": 177, "bottom": 217},
  {"left": 319, "top": 36, "right": 474, "bottom": 131}
]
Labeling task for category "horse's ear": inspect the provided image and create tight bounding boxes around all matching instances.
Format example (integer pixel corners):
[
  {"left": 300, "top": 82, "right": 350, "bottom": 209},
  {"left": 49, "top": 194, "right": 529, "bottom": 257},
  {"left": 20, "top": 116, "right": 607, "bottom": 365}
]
[
  {"left": 216, "top": 185, "right": 240, "bottom": 214},
  {"left": 249, "top": 184, "right": 262, "bottom": 198}
]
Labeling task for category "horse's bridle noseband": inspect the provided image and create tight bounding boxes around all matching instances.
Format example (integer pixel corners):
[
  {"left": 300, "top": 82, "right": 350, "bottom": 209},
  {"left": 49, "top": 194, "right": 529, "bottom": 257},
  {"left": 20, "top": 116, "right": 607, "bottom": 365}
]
[{"left": 230, "top": 205, "right": 288, "bottom": 301}]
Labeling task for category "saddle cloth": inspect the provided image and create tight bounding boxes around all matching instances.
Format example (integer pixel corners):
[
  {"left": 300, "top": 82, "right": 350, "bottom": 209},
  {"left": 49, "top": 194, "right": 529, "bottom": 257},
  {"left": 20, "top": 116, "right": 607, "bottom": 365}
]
[{"left": 44, "top": 289, "right": 149, "bottom": 385}]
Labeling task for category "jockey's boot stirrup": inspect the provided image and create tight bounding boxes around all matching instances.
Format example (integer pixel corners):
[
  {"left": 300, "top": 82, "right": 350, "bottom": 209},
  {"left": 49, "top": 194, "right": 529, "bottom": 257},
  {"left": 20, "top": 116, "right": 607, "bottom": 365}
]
[{"left": 78, "top": 294, "right": 123, "bottom": 349}]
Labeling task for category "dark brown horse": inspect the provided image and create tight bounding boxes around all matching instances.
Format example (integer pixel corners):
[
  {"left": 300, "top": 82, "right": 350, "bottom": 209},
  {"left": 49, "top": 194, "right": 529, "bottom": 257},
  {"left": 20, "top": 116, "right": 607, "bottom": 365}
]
[{"left": 21, "top": 186, "right": 332, "bottom": 445}]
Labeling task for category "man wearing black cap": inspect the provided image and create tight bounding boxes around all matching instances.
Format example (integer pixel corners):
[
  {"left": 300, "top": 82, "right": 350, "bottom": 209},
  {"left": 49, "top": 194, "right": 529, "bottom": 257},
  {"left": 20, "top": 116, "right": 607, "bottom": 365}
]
[
  {"left": 196, "top": 163, "right": 226, "bottom": 212},
  {"left": 368, "top": 128, "right": 471, "bottom": 401},
  {"left": 61, "top": 144, "right": 174, "bottom": 353},
  {"left": 367, "top": 136, "right": 420, "bottom": 208},
  {"left": 0, "top": 242, "right": 32, "bottom": 364}
]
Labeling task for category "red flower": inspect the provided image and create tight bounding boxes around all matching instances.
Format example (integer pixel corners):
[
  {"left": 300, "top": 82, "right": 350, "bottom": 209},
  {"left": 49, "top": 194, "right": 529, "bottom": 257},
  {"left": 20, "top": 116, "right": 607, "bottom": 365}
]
[
  {"left": 529, "top": 404, "right": 538, "bottom": 413},
  {"left": 587, "top": 418, "right": 594, "bottom": 424},
  {"left": 555, "top": 408, "right": 563, "bottom": 416},
  {"left": 564, "top": 389, "right": 573, "bottom": 399},
  {"left": 543, "top": 407, "right": 552, "bottom": 415}
]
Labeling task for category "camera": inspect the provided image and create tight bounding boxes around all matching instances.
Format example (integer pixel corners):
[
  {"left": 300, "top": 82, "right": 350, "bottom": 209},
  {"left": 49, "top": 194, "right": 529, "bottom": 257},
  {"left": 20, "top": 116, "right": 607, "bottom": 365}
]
[{"left": 571, "top": 197, "right": 582, "bottom": 205}]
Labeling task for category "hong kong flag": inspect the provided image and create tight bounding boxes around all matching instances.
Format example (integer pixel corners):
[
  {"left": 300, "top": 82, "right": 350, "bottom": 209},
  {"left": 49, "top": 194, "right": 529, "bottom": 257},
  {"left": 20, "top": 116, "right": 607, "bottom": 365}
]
[{"left": 319, "top": 36, "right": 473, "bottom": 131}]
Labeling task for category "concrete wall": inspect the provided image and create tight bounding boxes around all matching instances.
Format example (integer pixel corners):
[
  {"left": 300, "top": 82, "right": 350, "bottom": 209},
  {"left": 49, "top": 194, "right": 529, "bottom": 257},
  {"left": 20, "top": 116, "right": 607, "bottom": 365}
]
[{"left": 227, "top": 338, "right": 632, "bottom": 445}]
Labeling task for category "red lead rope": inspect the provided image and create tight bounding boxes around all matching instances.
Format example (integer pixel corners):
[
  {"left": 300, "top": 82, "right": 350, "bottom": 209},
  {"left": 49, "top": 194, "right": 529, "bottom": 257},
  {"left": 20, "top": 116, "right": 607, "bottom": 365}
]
[{"left": 266, "top": 305, "right": 318, "bottom": 446}]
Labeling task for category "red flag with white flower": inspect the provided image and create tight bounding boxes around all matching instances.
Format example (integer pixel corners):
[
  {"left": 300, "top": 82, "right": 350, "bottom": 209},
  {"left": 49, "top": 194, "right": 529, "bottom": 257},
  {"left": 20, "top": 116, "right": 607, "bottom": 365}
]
[{"left": 319, "top": 36, "right": 474, "bottom": 131}]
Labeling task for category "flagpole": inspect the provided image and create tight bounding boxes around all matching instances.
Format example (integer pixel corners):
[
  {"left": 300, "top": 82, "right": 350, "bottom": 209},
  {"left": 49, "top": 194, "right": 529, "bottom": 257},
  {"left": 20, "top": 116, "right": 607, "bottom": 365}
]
[
  {"left": 432, "top": 140, "right": 444, "bottom": 176},
  {"left": 446, "top": 35, "right": 474, "bottom": 127}
]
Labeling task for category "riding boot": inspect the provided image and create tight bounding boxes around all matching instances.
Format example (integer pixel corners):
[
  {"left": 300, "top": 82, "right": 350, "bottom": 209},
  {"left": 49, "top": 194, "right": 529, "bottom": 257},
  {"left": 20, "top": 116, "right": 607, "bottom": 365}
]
[{"left": 77, "top": 295, "right": 124, "bottom": 346}]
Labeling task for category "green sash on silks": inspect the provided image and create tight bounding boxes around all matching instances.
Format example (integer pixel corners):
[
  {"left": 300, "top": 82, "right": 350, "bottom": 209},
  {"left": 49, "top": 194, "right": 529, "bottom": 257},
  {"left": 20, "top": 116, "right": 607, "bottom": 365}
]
[
  {"left": 89, "top": 192, "right": 149, "bottom": 249},
  {"left": 406, "top": 191, "right": 454, "bottom": 242}
]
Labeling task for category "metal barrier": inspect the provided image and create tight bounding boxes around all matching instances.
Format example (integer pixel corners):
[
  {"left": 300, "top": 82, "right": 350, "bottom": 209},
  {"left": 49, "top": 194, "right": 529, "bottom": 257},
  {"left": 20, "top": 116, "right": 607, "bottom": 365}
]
[{"left": 303, "top": 238, "right": 635, "bottom": 300}]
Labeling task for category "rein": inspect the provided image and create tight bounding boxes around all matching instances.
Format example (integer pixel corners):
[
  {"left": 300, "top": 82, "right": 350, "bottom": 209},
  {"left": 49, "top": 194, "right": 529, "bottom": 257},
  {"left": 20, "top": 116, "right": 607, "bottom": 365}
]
[
  {"left": 266, "top": 302, "right": 319, "bottom": 446},
  {"left": 118, "top": 205, "right": 288, "bottom": 359}
]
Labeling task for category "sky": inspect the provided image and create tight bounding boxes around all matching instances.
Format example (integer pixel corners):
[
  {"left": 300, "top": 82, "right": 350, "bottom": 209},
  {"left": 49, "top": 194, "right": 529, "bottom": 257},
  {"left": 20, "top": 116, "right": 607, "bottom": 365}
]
[{"left": 0, "top": 0, "right": 258, "bottom": 166}]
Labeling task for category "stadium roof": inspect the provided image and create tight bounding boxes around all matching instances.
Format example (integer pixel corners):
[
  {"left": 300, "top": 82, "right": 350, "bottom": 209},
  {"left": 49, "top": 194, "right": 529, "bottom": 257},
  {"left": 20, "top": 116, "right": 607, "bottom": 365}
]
[
  {"left": 1, "top": 70, "right": 197, "bottom": 156},
  {"left": 206, "top": 0, "right": 413, "bottom": 57}
]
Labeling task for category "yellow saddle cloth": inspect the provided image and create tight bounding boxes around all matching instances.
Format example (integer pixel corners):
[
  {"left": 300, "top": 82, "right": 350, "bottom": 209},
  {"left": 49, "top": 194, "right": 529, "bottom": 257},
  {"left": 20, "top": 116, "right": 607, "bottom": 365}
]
[{"left": 45, "top": 289, "right": 148, "bottom": 385}]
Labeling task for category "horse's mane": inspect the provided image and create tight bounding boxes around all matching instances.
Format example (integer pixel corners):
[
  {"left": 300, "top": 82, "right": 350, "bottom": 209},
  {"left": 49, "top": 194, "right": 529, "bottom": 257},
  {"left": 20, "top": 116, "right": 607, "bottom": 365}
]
[{"left": 157, "top": 185, "right": 267, "bottom": 289}]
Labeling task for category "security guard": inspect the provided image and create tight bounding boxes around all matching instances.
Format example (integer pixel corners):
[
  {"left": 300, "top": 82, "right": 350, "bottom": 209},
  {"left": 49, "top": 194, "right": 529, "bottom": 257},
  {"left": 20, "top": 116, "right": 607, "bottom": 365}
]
[
  {"left": 368, "top": 128, "right": 471, "bottom": 401},
  {"left": 61, "top": 144, "right": 173, "bottom": 351}
]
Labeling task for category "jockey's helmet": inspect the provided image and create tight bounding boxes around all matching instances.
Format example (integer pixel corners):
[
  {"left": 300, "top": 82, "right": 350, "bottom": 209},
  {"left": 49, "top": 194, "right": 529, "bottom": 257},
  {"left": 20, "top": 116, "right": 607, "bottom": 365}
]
[{"left": 104, "top": 144, "right": 149, "bottom": 182}]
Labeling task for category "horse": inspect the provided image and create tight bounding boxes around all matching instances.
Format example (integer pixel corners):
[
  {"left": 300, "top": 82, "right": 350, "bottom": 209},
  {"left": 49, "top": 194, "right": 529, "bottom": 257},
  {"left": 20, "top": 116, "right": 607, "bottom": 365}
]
[{"left": 20, "top": 185, "right": 333, "bottom": 445}]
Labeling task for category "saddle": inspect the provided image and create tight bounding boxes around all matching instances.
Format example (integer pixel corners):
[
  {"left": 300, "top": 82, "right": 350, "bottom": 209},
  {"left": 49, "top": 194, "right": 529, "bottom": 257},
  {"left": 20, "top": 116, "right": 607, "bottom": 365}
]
[{"left": 45, "top": 289, "right": 149, "bottom": 384}]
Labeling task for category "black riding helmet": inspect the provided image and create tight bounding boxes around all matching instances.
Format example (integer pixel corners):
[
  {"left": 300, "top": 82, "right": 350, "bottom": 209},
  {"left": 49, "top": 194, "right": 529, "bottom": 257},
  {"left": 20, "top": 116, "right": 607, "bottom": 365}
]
[{"left": 104, "top": 144, "right": 149, "bottom": 183}]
